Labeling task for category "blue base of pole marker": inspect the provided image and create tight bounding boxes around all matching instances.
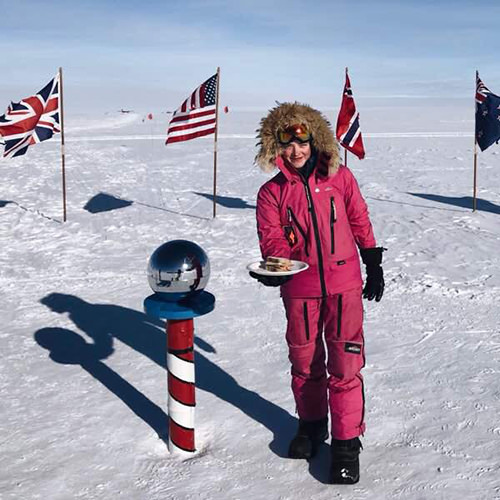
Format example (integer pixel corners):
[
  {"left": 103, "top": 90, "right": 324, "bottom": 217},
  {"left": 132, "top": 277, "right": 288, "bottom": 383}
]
[{"left": 144, "top": 291, "right": 215, "bottom": 320}]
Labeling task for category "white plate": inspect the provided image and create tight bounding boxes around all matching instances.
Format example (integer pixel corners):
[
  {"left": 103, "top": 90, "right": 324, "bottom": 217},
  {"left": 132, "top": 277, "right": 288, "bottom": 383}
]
[{"left": 246, "top": 260, "right": 309, "bottom": 277}]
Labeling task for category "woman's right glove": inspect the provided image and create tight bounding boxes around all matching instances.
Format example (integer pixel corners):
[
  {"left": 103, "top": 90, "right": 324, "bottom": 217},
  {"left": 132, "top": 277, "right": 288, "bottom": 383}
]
[
  {"left": 249, "top": 271, "right": 291, "bottom": 287},
  {"left": 359, "top": 247, "right": 386, "bottom": 302}
]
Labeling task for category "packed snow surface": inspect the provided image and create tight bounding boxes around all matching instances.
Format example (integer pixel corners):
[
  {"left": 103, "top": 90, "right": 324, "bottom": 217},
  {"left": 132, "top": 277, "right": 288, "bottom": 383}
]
[{"left": 1, "top": 102, "right": 499, "bottom": 499}]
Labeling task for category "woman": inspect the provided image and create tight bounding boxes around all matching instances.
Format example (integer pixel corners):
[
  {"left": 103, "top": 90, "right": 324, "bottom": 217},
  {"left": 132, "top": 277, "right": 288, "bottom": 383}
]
[{"left": 250, "top": 102, "right": 385, "bottom": 484}]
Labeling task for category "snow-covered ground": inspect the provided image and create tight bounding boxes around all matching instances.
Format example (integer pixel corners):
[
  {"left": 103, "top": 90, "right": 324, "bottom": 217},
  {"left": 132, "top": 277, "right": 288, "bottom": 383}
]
[{"left": 1, "top": 102, "right": 499, "bottom": 499}]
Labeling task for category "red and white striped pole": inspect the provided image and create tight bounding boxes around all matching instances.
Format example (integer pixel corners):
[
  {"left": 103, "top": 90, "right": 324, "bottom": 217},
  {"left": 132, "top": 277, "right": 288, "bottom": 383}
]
[
  {"left": 166, "top": 319, "right": 196, "bottom": 455},
  {"left": 144, "top": 239, "right": 215, "bottom": 456}
]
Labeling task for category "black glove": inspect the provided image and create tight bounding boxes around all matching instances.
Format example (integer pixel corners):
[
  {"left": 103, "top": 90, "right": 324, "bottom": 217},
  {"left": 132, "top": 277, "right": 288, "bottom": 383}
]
[
  {"left": 360, "top": 247, "right": 385, "bottom": 302},
  {"left": 249, "top": 271, "right": 291, "bottom": 287}
]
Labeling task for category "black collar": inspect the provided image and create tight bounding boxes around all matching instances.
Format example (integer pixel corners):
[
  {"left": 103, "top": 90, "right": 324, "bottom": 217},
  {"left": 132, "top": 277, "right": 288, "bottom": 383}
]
[{"left": 298, "top": 151, "right": 318, "bottom": 180}]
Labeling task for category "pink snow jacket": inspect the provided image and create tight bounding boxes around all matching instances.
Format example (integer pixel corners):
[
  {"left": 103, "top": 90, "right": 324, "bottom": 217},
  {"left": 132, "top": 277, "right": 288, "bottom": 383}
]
[{"left": 256, "top": 153, "right": 376, "bottom": 299}]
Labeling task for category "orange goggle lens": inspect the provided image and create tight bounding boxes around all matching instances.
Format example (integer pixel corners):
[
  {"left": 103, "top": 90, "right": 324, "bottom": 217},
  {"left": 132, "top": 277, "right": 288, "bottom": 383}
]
[{"left": 277, "top": 124, "right": 311, "bottom": 145}]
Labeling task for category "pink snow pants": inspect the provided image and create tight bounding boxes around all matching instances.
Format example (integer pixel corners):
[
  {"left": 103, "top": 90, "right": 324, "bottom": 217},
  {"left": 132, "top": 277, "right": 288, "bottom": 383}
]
[{"left": 283, "top": 287, "right": 366, "bottom": 440}]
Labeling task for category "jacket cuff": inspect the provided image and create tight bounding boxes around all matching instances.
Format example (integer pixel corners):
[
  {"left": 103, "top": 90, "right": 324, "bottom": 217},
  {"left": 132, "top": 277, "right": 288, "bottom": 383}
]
[{"left": 360, "top": 247, "right": 385, "bottom": 267}]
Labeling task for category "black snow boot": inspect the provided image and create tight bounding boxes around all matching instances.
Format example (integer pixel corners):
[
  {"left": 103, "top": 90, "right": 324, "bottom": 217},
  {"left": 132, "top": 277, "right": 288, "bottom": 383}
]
[
  {"left": 329, "top": 437, "right": 362, "bottom": 484},
  {"left": 287, "top": 418, "right": 328, "bottom": 459}
]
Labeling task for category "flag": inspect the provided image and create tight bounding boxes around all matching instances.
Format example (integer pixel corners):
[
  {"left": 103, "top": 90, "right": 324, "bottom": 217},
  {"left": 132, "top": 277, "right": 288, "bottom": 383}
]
[
  {"left": 475, "top": 73, "right": 500, "bottom": 152},
  {"left": 336, "top": 70, "right": 365, "bottom": 159},
  {"left": 0, "top": 74, "right": 60, "bottom": 158},
  {"left": 166, "top": 73, "right": 218, "bottom": 145}
]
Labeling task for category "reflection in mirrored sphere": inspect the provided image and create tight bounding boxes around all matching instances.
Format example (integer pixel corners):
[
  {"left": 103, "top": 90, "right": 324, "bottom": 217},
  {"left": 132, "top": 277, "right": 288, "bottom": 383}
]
[{"left": 147, "top": 240, "right": 210, "bottom": 301}]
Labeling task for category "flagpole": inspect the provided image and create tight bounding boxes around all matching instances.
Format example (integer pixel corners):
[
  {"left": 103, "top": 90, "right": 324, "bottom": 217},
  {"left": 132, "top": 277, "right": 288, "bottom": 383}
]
[
  {"left": 473, "top": 140, "right": 478, "bottom": 212},
  {"left": 344, "top": 67, "right": 348, "bottom": 167},
  {"left": 59, "top": 67, "right": 67, "bottom": 222},
  {"left": 473, "top": 70, "right": 478, "bottom": 212},
  {"left": 212, "top": 67, "right": 220, "bottom": 218}
]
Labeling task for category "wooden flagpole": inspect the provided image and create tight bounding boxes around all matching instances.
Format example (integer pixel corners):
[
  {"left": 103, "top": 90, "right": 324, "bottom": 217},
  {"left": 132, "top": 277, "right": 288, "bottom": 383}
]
[
  {"left": 212, "top": 67, "right": 221, "bottom": 218},
  {"left": 344, "top": 67, "right": 348, "bottom": 167},
  {"left": 59, "top": 67, "right": 67, "bottom": 222},
  {"left": 473, "top": 70, "right": 478, "bottom": 212},
  {"left": 473, "top": 139, "right": 478, "bottom": 212}
]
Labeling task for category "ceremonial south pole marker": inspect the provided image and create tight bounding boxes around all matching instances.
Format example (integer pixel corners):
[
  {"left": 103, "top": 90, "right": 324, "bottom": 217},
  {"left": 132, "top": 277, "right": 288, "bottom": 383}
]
[{"left": 144, "top": 240, "right": 215, "bottom": 457}]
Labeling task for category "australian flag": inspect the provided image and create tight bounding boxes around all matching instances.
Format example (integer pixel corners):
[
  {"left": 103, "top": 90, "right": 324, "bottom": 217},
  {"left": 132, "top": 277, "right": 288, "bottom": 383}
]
[
  {"left": 475, "top": 73, "right": 500, "bottom": 152},
  {"left": 0, "top": 74, "right": 60, "bottom": 158}
]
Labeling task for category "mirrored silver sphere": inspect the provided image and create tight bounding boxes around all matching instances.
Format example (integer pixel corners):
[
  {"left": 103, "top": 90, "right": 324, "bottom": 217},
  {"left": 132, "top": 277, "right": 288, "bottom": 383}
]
[{"left": 147, "top": 240, "right": 210, "bottom": 301}]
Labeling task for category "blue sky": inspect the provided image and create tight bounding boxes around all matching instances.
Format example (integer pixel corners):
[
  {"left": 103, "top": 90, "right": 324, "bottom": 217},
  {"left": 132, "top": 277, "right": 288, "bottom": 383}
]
[{"left": 1, "top": 0, "right": 499, "bottom": 113}]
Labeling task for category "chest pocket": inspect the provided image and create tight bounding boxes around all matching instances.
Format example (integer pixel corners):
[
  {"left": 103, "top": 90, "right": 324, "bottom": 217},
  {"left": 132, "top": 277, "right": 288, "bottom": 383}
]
[
  {"left": 330, "top": 196, "right": 336, "bottom": 254},
  {"left": 286, "top": 206, "right": 309, "bottom": 257},
  {"left": 312, "top": 183, "right": 344, "bottom": 255}
]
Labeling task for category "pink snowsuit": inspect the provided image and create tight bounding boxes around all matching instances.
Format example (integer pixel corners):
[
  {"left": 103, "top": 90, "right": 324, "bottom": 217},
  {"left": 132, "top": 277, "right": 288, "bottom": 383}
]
[{"left": 256, "top": 153, "right": 376, "bottom": 440}]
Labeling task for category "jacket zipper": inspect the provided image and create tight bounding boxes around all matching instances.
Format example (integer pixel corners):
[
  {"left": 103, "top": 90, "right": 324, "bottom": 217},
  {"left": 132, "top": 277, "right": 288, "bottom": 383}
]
[
  {"left": 359, "top": 308, "right": 366, "bottom": 431},
  {"left": 302, "top": 180, "right": 327, "bottom": 298},
  {"left": 337, "top": 294, "right": 342, "bottom": 338},
  {"left": 287, "top": 207, "right": 309, "bottom": 257},
  {"left": 330, "top": 196, "right": 336, "bottom": 254},
  {"left": 358, "top": 374, "right": 366, "bottom": 431},
  {"left": 303, "top": 302, "right": 310, "bottom": 341}
]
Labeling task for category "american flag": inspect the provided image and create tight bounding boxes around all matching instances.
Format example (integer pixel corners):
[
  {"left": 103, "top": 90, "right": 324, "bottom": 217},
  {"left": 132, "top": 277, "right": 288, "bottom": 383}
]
[
  {"left": 336, "top": 70, "right": 365, "bottom": 160},
  {"left": 475, "top": 72, "right": 500, "bottom": 152},
  {"left": 166, "top": 73, "right": 218, "bottom": 145},
  {"left": 0, "top": 74, "right": 60, "bottom": 158}
]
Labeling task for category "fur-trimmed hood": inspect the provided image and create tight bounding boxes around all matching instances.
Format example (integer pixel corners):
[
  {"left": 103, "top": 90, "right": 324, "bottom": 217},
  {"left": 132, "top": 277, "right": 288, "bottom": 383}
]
[{"left": 255, "top": 102, "right": 340, "bottom": 176}]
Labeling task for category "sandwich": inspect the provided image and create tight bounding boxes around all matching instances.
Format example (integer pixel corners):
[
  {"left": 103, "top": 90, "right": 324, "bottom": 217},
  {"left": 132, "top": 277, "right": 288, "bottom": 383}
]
[{"left": 264, "top": 256, "right": 293, "bottom": 272}]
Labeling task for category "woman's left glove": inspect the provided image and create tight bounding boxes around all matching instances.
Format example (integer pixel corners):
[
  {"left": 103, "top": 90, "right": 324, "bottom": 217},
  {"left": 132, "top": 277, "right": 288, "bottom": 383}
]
[
  {"left": 360, "top": 247, "right": 386, "bottom": 302},
  {"left": 249, "top": 271, "right": 291, "bottom": 287}
]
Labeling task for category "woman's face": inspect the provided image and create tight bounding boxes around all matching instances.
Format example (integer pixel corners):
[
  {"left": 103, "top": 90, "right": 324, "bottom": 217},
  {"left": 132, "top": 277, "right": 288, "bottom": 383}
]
[{"left": 281, "top": 141, "right": 311, "bottom": 169}]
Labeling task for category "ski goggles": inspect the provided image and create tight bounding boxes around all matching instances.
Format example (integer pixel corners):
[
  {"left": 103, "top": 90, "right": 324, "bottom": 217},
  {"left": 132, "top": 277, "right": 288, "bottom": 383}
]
[{"left": 277, "top": 124, "right": 312, "bottom": 145}]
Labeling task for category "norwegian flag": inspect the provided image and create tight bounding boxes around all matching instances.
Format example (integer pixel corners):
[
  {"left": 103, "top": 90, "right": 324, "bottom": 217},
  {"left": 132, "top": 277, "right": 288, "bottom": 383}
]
[
  {"left": 336, "top": 70, "right": 365, "bottom": 160},
  {"left": 166, "top": 73, "right": 218, "bottom": 145},
  {"left": 0, "top": 74, "right": 60, "bottom": 158},
  {"left": 475, "top": 72, "right": 500, "bottom": 152}
]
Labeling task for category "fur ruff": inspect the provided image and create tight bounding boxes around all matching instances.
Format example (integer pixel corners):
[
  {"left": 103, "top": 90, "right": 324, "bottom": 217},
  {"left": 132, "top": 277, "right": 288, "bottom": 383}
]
[{"left": 255, "top": 102, "right": 340, "bottom": 176}]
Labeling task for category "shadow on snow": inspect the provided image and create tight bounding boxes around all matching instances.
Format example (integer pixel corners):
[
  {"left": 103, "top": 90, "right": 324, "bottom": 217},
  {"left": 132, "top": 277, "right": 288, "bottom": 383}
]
[
  {"left": 0, "top": 199, "right": 62, "bottom": 222},
  {"left": 35, "top": 326, "right": 168, "bottom": 440},
  {"left": 83, "top": 193, "right": 133, "bottom": 213},
  {"left": 83, "top": 191, "right": 209, "bottom": 220},
  {"left": 35, "top": 293, "right": 295, "bottom": 456},
  {"left": 408, "top": 193, "right": 500, "bottom": 214},
  {"left": 193, "top": 192, "right": 256, "bottom": 210}
]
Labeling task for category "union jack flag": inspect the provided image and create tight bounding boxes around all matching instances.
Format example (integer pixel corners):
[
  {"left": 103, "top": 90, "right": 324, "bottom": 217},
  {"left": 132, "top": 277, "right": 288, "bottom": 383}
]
[
  {"left": 475, "top": 72, "right": 500, "bottom": 152},
  {"left": 336, "top": 69, "right": 365, "bottom": 160},
  {"left": 0, "top": 74, "right": 60, "bottom": 158},
  {"left": 166, "top": 73, "right": 218, "bottom": 145}
]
